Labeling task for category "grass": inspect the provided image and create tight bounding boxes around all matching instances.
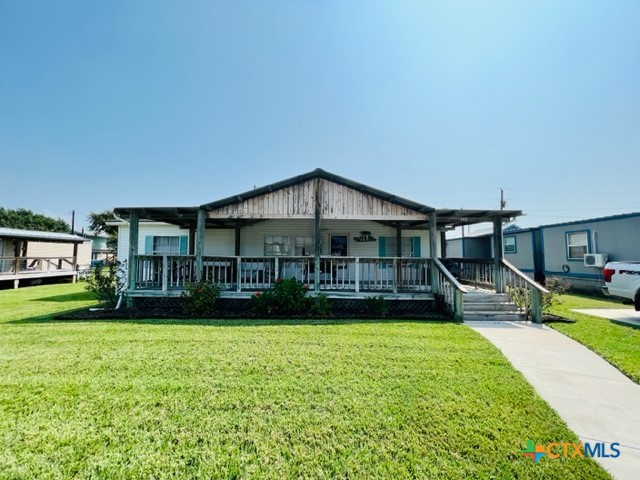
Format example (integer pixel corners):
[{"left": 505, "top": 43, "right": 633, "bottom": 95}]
[
  {"left": 0, "top": 284, "right": 609, "bottom": 479},
  {"left": 548, "top": 293, "right": 640, "bottom": 384}
]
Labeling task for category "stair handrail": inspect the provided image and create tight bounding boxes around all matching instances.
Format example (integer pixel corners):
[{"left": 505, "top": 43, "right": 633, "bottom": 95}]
[
  {"left": 501, "top": 259, "right": 549, "bottom": 323},
  {"left": 433, "top": 258, "right": 468, "bottom": 321}
]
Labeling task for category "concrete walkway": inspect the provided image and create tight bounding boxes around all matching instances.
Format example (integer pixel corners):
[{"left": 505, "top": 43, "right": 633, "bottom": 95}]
[
  {"left": 573, "top": 308, "right": 640, "bottom": 328},
  {"left": 467, "top": 321, "right": 640, "bottom": 480}
]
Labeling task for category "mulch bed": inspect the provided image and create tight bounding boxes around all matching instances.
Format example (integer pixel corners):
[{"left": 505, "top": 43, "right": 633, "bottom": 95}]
[
  {"left": 55, "top": 308, "right": 449, "bottom": 321},
  {"left": 542, "top": 313, "right": 575, "bottom": 323}
]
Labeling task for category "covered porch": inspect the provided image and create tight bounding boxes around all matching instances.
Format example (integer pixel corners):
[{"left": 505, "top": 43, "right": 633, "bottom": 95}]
[{"left": 0, "top": 228, "right": 86, "bottom": 289}]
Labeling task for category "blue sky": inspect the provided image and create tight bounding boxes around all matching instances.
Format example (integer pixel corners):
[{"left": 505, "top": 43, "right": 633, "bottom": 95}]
[{"left": 1, "top": 0, "right": 638, "bottom": 232}]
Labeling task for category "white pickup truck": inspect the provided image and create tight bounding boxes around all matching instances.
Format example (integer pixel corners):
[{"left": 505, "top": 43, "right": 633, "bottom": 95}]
[{"left": 603, "top": 262, "right": 640, "bottom": 310}]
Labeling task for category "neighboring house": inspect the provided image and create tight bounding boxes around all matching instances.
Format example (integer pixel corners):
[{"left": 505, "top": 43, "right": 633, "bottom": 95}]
[
  {"left": 112, "top": 169, "right": 531, "bottom": 318},
  {"left": 447, "top": 213, "right": 640, "bottom": 294},
  {"left": 84, "top": 232, "right": 115, "bottom": 262},
  {"left": 0, "top": 228, "right": 90, "bottom": 289}
]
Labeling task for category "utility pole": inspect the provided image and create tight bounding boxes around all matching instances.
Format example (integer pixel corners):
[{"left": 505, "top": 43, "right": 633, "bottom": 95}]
[
  {"left": 500, "top": 189, "right": 506, "bottom": 210},
  {"left": 71, "top": 210, "right": 75, "bottom": 234}
]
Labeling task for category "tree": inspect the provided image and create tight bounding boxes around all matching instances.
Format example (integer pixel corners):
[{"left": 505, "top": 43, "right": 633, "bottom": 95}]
[
  {"left": 0, "top": 207, "right": 70, "bottom": 233},
  {"left": 87, "top": 210, "right": 118, "bottom": 249}
]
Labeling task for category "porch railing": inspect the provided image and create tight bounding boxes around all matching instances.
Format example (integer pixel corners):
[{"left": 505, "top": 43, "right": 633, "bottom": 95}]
[
  {"left": 501, "top": 259, "right": 549, "bottom": 323},
  {"left": 0, "top": 256, "right": 75, "bottom": 275},
  {"left": 444, "top": 258, "right": 495, "bottom": 289},
  {"left": 132, "top": 255, "right": 432, "bottom": 293},
  {"left": 433, "top": 258, "right": 467, "bottom": 321}
]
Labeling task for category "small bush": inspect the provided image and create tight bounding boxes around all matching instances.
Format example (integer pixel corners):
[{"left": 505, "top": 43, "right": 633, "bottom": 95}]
[
  {"left": 85, "top": 261, "right": 126, "bottom": 308},
  {"left": 543, "top": 276, "right": 571, "bottom": 312},
  {"left": 251, "top": 278, "right": 311, "bottom": 316},
  {"left": 365, "top": 295, "right": 388, "bottom": 318},
  {"left": 181, "top": 280, "right": 221, "bottom": 317},
  {"left": 310, "top": 293, "right": 332, "bottom": 316},
  {"left": 508, "top": 276, "right": 572, "bottom": 316}
]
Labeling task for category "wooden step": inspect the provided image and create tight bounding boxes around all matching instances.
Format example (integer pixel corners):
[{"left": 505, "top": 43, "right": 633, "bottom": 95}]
[{"left": 463, "top": 302, "right": 521, "bottom": 312}]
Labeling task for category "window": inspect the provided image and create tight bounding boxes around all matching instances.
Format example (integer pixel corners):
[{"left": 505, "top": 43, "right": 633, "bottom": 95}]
[
  {"left": 382, "top": 237, "right": 421, "bottom": 257},
  {"left": 504, "top": 236, "right": 517, "bottom": 254},
  {"left": 330, "top": 235, "right": 348, "bottom": 256},
  {"left": 144, "top": 235, "right": 187, "bottom": 255},
  {"left": 566, "top": 231, "right": 588, "bottom": 260},
  {"left": 264, "top": 236, "right": 317, "bottom": 256}
]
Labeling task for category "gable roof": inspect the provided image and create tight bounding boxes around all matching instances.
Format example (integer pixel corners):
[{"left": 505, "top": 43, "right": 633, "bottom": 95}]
[
  {"left": 200, "top": 168, "right": 435, "bottom": 215},
  {"left": 114, "top": 168, "right": 521, "bottom": 228}
]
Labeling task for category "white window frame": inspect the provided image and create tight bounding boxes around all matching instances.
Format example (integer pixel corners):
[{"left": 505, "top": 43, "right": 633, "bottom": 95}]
[
  {"left": 566, "top": 231, "right": 588, "bottom": 260},
  {"left": 504, "top": 236, "right": 517, "bottom": 254},
  {"left": 385, "top": 237, "right": 414, "bottom": 258},
  {"left": 152, "top": 236, "right": 180, "bottom": 255}
]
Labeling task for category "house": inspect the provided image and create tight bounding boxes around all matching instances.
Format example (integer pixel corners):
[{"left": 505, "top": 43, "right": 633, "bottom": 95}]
[
  {"left": 0, "top": 227, "right": 90, "bottom": 289},
  {"left": 113, "top": 169, "right": 547, "bottom": 320},
  {"left": 83, "top": 232, "right": 115, "bottom": 262},
  {"left": 446, "top": 212, "right": 640, "bottom": 294}
]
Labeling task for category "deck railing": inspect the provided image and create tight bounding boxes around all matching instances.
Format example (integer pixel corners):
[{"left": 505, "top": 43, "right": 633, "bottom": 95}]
[
  {"left": 433, "top": 258, "right": 467, "bottom": 321},
  {"left": 0, "top": 256, "right": 75, "bottom": 275},
  {"left": 501, "top": 259, "right": 549, "bottom": 323},
  {"left": 133, "top": 255, "right": 432, "bottom": 293},
  {"left": 444, "top": 258, "right": 495, "bottom": 288}
]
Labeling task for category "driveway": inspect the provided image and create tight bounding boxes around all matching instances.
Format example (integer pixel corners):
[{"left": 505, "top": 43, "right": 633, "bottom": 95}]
[
  {"left": 468, "top": 321, "right": 640, "bottom": 480},
  {"left": 572, "top": 309, "right": 640, "bottom": 328}
]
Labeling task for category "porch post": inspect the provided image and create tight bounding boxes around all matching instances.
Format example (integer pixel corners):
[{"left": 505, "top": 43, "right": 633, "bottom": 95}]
[
  {"left": 396, "top": 226, "right": 402, "bottom": 290},
  {"left": 127, "top": 210, "right": 139, "bottom": 292},
  {"left": 195, "top": 208, "right": 206, "bottom": 281},
  {"left": 493, "top": 215, "right": 504, "bottom": 293},
  {"left": 429, "top": 211, "right": 439, "bottom": 294},
  {"left": 234, "top": 226, "right": 241, "bottom": 256},
  {"left": 314, "top": 179, "right": 321, "bottom": 292},
  {"left": 72, "top": 242, "right": 79, "bottom": 283}
]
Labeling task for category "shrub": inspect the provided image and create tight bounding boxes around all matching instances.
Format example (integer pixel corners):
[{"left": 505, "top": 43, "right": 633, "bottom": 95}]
[
  {"left": 508, "top": 276, "right": 572, "bottom": 316},
  {"left": 251, "top": 278, "right": 311, "bottom": 316},
  {"left": 543, "top": 276, "right": 571, "bottom": 312},
  {"left": 181, "top": 280, "right": 221, "bottom": 317},
  {"left": 85, "top": 261, "right": 126, "bottom": 308},
  {"left": 365, "top": 295, "right": 388, "bottom": 318},
  {"left": 310, "top": 293, "right": 332, "bottom": 316}
]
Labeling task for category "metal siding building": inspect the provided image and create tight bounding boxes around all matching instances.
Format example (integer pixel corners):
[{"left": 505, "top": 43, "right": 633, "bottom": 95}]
[
  {"left": 541, "top": 213, "right": 640, "bottom": 293},
  {"left": 503, "top": 230, "right": 536, "bottom": 274}
]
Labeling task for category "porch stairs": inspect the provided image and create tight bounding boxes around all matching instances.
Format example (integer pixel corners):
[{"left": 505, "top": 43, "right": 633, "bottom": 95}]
[{"left": 463, "top": 289, "right": 526, "bottom": 321}]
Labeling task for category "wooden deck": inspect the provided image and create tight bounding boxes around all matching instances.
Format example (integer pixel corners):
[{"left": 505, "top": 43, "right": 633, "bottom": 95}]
[{"left": 0, "top": 256, "right": 78, "bottom": 288}]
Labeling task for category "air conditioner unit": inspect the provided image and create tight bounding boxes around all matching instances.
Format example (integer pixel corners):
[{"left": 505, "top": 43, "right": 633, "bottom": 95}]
[{"left": 584, "top": 253, "right": 608, "bottom": 268}]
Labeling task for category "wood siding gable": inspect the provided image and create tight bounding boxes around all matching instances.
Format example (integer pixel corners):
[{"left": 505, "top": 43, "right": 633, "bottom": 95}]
[{"left": 207, "top": 179, "right": 428, "bottom": 221}]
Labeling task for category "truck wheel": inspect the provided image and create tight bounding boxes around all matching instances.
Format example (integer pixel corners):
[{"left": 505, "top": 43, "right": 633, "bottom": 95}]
[{"left": 635, "top": 292, "right": 640, "bottom": 312}]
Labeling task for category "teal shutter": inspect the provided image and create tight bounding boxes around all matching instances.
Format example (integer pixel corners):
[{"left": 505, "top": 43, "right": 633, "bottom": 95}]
[
  {"left": 144, "top": 236, "right": 153, "bottom": 254},
  {"left": 379, "top": 237, "right": 387, "bottom": 269},
  {"left": 413, "top": 237, "right": 421, "bottom": 258},
  {"left": 179, "top": 236, "right": 188, "bottom": 255},
  {"left": 378, "top": 237, "right": 387, "bottom": 257}
]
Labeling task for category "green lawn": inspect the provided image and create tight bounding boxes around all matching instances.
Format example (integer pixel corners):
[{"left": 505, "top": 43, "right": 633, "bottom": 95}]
[
  {"left": 549, "top": 293, "right": 640, "bottom": 384},
  {"left": 0, "top": 284, "right": 609, "bottom": 479}
]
